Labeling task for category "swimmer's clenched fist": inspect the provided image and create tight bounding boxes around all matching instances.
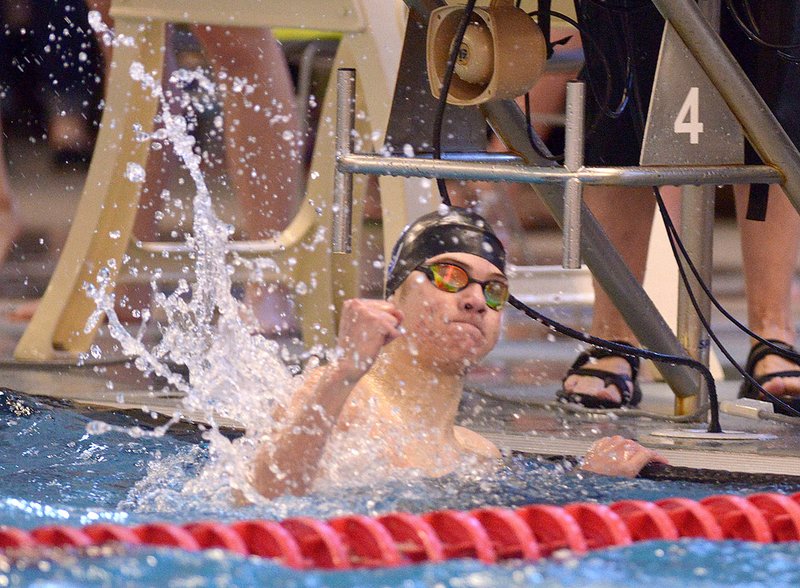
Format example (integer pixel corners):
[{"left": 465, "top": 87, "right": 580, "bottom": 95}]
[
  {"left": 580, "top": 435, "right": 668, "bottom": 478},
  {"left": 336, "top": 299, "right": 404, "bottom": 382}
]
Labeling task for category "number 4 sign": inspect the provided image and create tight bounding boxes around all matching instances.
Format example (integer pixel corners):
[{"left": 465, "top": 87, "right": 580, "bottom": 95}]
[
  {"left": 674, "top": 87, "right": 704, "bottom": 145},
  {"left": 641, "top": 24, "right": 742, "bottom": 166}
]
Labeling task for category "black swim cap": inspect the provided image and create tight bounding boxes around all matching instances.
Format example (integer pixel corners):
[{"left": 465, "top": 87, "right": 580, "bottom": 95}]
[{"left": 385, "top": 207, "right": 506, "bottom": 298}]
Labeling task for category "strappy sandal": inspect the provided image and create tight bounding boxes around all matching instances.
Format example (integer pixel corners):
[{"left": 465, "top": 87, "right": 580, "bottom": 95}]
[
  {"left": 557, "top": 343, "right": 643, "bottom": 409},
  {"left": 739, "top": 339, "right": 800, "bottom": 416}
]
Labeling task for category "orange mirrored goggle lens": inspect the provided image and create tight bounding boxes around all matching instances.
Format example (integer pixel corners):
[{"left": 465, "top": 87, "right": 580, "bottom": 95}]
[{"left": 420, "top": 263, "right": 509, "bottom": 310}]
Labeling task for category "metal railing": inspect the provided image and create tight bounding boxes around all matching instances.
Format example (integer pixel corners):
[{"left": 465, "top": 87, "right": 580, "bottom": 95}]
[{"left": 330, "top": 0, "right": 800, "bottom": 417}]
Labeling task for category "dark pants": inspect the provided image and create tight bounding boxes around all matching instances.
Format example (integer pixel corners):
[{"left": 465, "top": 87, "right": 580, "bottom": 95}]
[
  {"left": 0, "top": 0, "right": 103, "bottom": 122},
  {"left": 575, "top": 0, "right": 800, "bottom": 165}
]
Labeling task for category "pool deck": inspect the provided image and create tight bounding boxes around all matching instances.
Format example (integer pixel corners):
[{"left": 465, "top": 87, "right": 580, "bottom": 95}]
[{"left": 2, "top": 133, "right": 800, "bottom": 478}]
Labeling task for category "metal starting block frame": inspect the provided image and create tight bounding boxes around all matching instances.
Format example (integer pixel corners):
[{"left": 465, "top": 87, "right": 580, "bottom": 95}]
[
  {"left": 13, "top": 0, "right": 800, "bottom": 421},
  {"left": 333, "top": 0, "right": 800, "bottom": 416}
]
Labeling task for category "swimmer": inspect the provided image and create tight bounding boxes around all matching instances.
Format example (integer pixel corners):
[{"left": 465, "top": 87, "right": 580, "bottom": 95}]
[{"left": 251, "top": 208, "right": 666, "bottom": 498}]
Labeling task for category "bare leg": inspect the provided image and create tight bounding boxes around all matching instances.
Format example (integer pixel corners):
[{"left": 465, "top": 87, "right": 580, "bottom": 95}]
[
  {"left": 85, "top": 1, "right": 176, "bottom": 322},
  {"left": 736, "top": 184, "right": 800, "bottom": 397},
  {"left": 0, "top": 119, "right": 22, "bottom": 266},
  {"left": 561, "top": 185, "right": 657, "bottom": 404},
  {"left": 193, "top": 26, "right": 302, "bottom": 334}
]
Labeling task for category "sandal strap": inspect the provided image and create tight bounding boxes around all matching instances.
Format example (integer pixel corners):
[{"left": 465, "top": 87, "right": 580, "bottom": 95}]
[
  {"left": 563, "top": 367, "right": 635, "bottom": 406},
  {"left": 571, "top": 340, "right": 640, "bottom": 382},
  {"left": 744, "top": 339, "right": 800, "bottom": 374},
  {"left": 739, "top": 339, "right": 800, "bottom": 412},
  {"left": 754, "top": 370, "right": 800, "bottom": 386}
]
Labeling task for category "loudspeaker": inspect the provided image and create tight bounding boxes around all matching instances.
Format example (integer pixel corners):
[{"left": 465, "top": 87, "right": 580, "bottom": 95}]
[{"left": 427, "top": 0, "right": 547, "bottom": 106}]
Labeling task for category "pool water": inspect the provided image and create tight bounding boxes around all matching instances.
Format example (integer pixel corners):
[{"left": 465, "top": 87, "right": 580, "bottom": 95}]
[
  {"left": 3, "top": 22, "right": 799, "bottom": 585},
  {"left": 4, "top": 541, "right": 800, "bottom": 588},
  {"left": 3, "top": 389, "right": 800, "bottom": 587}
]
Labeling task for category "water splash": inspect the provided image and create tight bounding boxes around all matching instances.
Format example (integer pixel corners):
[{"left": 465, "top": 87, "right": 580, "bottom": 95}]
[
  {"left": 79, "top": 16, "right": 509, "bottom": 512},
  {"left": 83, "top": 18, "right": 300, "bottom": 505}
]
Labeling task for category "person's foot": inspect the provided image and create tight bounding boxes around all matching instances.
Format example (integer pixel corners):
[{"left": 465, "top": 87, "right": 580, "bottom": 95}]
[
  {"left": 749, "top": 342, "right": 800, "bottom": 398},
  {"left": 561, "top": 355, "right": 634, "bottom": 406},
  {"left": 558, "top": 342, "right": 643, "bottom": 409},
  {"left": 739, "top": 339, "right": 800, "bottom": 416}
]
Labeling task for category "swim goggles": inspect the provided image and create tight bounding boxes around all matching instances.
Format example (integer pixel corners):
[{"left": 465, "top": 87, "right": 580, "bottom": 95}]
[{"left": 415, "top": 262, "right": 509, "bottom": 311}]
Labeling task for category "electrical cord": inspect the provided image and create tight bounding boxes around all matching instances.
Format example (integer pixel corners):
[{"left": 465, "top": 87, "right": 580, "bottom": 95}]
[
  {"left": 523, "top": 91, "right": 563, "bottom": 162},
  {"left": 466, "top": 385, "right": 709, "bottom": 421},
  {"left": 521, "top": 7, "right": 632, "bottom": 163},
  {"left": 532, "top": 9, "right": 632, "bottom": 121},
  {"left": 725, "top": 0, "right": 800, "bottom": 62},
  {"left": 615, "top": 3, "right": 800, "bottom": 420},
  {"left": 652, "top": 187, "right": 800, "bottom": 418},
  {"left": 432, "top": 0, "right": 477, "bottom": 206},
  {"left": 430, "top": 1, "right": 724, "bottom": 433},
  {"left": 507, "top": 294, "right": 723, "bottom": 433}
]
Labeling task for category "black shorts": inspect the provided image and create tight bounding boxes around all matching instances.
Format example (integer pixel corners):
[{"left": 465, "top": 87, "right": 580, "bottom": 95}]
[{"left": 577, "top": 0, "right": 800, "bottom": 165}]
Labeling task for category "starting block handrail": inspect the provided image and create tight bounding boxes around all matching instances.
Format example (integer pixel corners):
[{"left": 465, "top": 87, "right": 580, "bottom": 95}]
[
  {"left": 337, "top": 154, "right": 782, "bottom": 188},
  {"left": 336, "top": 0, "right": 800, "bottom": 413}
]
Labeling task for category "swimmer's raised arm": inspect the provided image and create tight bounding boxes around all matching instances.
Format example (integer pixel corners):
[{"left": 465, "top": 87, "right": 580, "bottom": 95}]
[{"left": 251, "top": 299, "right": 403, "bottom": 498}]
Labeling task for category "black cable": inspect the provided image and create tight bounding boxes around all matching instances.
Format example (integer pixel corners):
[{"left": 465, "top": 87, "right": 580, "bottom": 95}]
[
  {"left": 741, "top": 0, "right": 760, "bottom": 37},
  {"left": 523, "top": 92, "right": 563, "bottom": 162},
  {"left": 618, "top": 9, "right": 646, "bottom": 149},
  {"left": 522, "top": 7, "right": 631, "bottom": 161},
  {"left": 616, "top": 2, "right": 800, "bottom": 419},
  {"left": 657, "top": 192, "right": 800, "bottom": 368},
  {"left": 506, "top": 295, "right": 722, "bottom": 432},
  {"left": 725, "top": 0, "right": 800, "bottom": 61},
  {"left": 534, "top": 9, "right": 631, "bottom": 121},
  {"left": 432, "top": 0, "right": 477, "bottom": 206},
  {"left": 652, "top": 188, "right": 800, "bottom": 418}
]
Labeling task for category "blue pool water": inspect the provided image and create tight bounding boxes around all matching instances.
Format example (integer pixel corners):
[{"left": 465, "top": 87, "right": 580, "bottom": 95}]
[
  {"left": 2, "top": 390, "right": 800, "bottom": 587},
  {"left": 4, "top": 541, "right": 800, "bottom": 587}
]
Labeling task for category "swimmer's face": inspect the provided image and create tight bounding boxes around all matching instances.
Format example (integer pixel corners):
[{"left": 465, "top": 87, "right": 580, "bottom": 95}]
[{"left": 393, "top": 252, "right": 506, "bottom": 372}]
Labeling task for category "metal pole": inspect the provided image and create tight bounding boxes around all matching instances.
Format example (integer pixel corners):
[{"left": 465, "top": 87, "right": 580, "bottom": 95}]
[
  {"left": 676, "top": 185, "right": 715, "bottom": 415},
  {"left": 563, "top": 81, "right": 585, "bottom": 269},
  {"left": 483, "top": 99, "right": 697, "bottom": 397},
  {"left": 338, "top": 155, "right": 779, "bottom": 187},
  {"left": 402, "top": 0, "right": 695, "bottom": 398},
  {"left": 651, "top": 0, "right": 800, "bottom": 213},
  {"left": 674, "top": 0, "right": 718, "bottom": 416},
  {"left": 333, "top": 68, "right": 356, "bottom": 254}
]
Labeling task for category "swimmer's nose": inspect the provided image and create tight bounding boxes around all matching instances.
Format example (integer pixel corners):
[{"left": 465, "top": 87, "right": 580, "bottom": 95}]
[{"left": 460, "top": 283, "right": 487, "bottom": 313}]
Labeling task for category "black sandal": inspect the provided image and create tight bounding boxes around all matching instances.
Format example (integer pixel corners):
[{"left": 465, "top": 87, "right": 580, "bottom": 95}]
[
  {"left": 739, "top": 339, "right": 800, "bottom": 416},
  {"left": 557, "top": 343, "right": 643, "bottom": 409}
]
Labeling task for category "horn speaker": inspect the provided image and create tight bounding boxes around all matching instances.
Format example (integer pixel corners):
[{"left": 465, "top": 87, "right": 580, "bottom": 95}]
[{"left": 427, "top": 0, "right": 548, "bottom": 106}]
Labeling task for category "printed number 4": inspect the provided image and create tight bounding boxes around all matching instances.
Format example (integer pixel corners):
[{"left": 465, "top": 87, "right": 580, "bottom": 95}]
[{"left": 674, "top": 87, "right": 703, "bottom": 144}]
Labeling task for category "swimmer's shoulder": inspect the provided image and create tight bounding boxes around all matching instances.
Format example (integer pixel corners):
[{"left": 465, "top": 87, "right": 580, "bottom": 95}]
[{"left": 453, "top": 426, "right": 501, "bottom": 459}]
